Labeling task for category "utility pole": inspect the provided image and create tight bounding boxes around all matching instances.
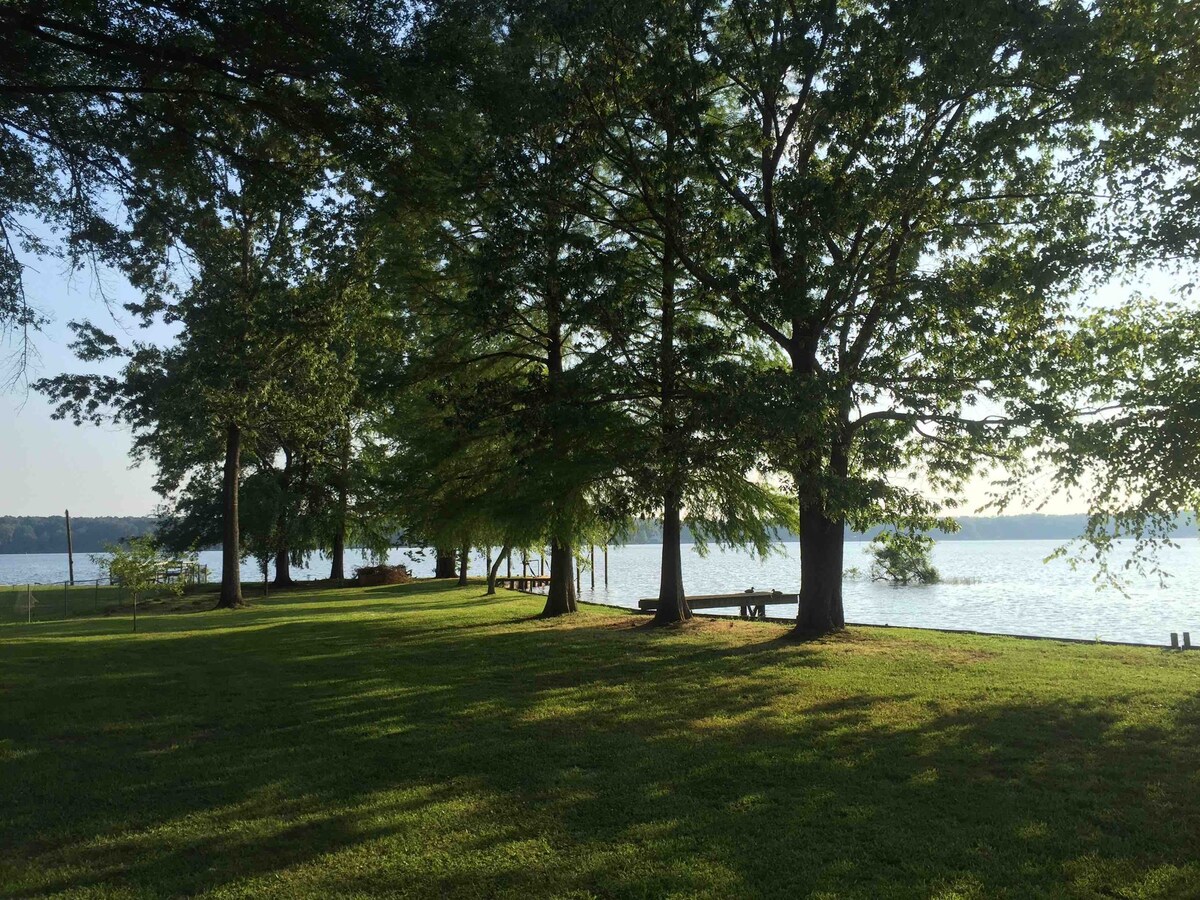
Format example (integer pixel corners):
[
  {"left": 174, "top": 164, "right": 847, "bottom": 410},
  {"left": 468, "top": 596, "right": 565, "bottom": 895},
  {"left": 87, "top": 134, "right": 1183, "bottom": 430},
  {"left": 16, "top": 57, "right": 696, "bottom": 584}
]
[{"left": 65, "top": 509, "right": 75, "bottom": 586}]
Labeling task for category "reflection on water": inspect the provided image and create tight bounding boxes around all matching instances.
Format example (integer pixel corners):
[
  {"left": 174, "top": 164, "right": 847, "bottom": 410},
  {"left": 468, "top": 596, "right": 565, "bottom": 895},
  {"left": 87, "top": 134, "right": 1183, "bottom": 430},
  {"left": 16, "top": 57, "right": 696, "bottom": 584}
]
[{"left": 3, "top": 540, "right": 1197, "bottom": 645}]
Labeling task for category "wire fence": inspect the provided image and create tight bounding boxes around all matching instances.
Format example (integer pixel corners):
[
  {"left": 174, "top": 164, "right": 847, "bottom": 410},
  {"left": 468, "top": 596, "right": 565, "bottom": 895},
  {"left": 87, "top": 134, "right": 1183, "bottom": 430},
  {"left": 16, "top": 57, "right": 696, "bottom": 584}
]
[
  {"left": 0, "top": 572, "right": 341, "bottom": 630},
  {"left": 2, "top": 579, "right": 166, "bottom": 628}
]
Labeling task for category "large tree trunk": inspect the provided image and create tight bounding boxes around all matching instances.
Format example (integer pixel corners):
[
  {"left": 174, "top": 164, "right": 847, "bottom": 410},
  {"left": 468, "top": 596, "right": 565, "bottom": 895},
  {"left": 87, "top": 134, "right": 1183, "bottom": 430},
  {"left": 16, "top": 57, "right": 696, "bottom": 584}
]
[
  {"left": 539, "top": 259, "right": 580, "bottom": 618},
  {"left": 487, "top": 544, "right": 510, "bottom": 595},
  {"left": 273, "top": 548, "right": 293, "bottom": 587},
  {"left": 329, "top": 426, "right": 349, "bottom": 581},
  {"left": 793, "top": 502, "right": 846, "bottom": 637},
  {"left": 216, "top": 421, "right": 244, "bottom": 609},
  {"left": 435, "top": 547, "right": 456, "bottom": 579},
  {"left": 654, "top": 491, "right": 690, "bottom": 624},
  {"left": 272, "top": 449, "right": 294, "bottom": 587},
  {"left": 457, "top": 543, "right": 469, "bottom": 586},
  {"left": 329, "top": 524, "right": 345, "bottom": 581},
  {"left": 787, "top": 333, "right": 848, "bottom": 637},
  {"left": 542, "top": 540, "right": 577, "bottom": 617},
  {"left": 653, "top": 220, "right": 689, "bottom": 625}
]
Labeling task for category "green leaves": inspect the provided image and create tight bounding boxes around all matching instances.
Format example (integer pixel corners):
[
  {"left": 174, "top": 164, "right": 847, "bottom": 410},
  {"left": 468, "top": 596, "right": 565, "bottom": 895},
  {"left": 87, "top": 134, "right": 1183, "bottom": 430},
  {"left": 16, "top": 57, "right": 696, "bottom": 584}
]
[
  {"left": 868, "top": 528, "right": 941, "bottom": 585},
  {"left": 92, "top": 535, "right": 188, "bottom": 603}
]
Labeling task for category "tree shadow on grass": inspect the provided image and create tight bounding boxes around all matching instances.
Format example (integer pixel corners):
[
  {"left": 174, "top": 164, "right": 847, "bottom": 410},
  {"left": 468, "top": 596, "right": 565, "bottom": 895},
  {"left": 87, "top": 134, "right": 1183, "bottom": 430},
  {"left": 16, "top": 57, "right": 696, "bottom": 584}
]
[
  {"left": 4, "top": 580, "right": 528, "bottom": 643},
  {"left": 3, "top": 587, "right": 1199, "bottom": 898}
]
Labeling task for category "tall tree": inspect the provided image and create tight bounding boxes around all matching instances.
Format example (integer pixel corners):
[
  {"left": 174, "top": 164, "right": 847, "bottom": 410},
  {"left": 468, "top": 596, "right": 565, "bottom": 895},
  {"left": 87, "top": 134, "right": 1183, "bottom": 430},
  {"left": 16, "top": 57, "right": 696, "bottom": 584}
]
[
  {"left": 38, "top": 108, "right": 359, "bottom": 607},
  {"left": 558, "top": 2, "right": 793, "bottom": 623},
  {"left": 568, "top": 0, "right": 1192, "bottom": 636},
  {"left": 379, "top": 8, "right": 634, "bottom": 616}
]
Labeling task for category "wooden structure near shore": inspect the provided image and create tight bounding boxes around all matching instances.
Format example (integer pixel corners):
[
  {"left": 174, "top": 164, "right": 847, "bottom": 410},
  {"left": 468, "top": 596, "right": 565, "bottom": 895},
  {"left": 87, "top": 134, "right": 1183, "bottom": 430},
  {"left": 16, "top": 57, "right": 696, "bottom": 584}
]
[
  {"left": 108, "top": 560, "right": 210, "bottom": 587},
  {"left": 496, "top": 574, "right": 552, "bottom": 593},
  {"left": 638, "top": 590, "right": 790, "bottom": 619}
]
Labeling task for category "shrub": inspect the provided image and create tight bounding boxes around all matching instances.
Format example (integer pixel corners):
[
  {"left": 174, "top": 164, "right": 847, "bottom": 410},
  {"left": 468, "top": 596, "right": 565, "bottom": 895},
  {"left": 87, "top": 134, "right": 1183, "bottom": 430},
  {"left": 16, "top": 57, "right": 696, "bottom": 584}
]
[
  {"left": 868, "top": 530, "right": 940, "bottom": 585},
  {"left": 354, "top": 564, "right": 413, "bottom": 587}
]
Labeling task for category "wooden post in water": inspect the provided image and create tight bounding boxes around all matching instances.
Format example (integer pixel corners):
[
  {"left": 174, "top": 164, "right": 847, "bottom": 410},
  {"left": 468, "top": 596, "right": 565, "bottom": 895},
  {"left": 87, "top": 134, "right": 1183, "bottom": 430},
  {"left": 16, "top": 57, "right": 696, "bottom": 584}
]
[
  {"left": 604, "top": 546, "right": 608, "bottom": 587},
  {"left": 576, "top": 558, "right": 581, "bottom": 594},
  {"left": 1171, "top": 632, "right": 1180, "bottom": 649},
  {"left": 65, "top": 509, "right": 75, "bottom": 585},
  {"left": 589, "top": 545, "right": 595, "bottom": 589},
  {"left": 539, "top": 553, "right": 545, "bottom": 577}
]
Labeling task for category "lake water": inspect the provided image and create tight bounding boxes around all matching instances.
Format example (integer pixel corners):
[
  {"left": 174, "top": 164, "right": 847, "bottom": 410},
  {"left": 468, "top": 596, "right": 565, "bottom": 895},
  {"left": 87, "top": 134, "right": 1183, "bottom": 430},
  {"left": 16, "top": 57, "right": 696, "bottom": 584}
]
[{"left": 3, "top": 540, "right": 1198, "bottom": 646}]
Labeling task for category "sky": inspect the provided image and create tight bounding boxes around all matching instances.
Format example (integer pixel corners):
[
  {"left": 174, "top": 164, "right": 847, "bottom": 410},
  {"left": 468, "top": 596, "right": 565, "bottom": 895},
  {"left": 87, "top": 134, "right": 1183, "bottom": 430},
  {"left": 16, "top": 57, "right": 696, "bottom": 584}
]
[
  {"left": 2, "top": 252, "right": 164, "bottom": 517},
  {"left": 0, "top": 243, "right": 1186, "bottom": 519}
]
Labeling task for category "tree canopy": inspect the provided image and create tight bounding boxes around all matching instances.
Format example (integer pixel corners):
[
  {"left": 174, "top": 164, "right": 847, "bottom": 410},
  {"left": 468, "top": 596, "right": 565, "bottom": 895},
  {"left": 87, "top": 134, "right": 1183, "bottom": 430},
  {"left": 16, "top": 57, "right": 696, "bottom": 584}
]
[{"left": 14, "top": 0, "right": 1200, "bottom": 634}]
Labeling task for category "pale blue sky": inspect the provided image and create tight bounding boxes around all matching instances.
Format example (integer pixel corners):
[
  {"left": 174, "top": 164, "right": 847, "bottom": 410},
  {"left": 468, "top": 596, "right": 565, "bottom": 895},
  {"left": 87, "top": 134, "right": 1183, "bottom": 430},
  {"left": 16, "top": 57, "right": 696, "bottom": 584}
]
[
  {"left": 2, "top": 252, "right": 164, "bottom": 516},
  {"left": 1, "top": 244, "right": 1185, "bottom": 519}
]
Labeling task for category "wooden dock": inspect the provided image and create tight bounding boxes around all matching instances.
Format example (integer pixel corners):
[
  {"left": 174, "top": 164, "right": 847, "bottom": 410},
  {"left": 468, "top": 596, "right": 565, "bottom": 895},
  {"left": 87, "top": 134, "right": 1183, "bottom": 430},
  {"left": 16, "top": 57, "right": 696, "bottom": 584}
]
[
  {"left": 496, "top": 575, "right": 552, "bottom": 593},
  {"left": 638, "top": 590, "right": 792, "bottom": 619}
]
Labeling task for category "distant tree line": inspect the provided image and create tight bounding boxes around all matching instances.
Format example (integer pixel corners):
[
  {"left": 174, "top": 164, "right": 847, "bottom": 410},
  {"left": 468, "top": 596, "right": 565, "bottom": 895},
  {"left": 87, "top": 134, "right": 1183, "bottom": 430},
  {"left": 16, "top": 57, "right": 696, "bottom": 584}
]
[
  {"left": 5, "top": 511, "right": 1195, "bottom": 556},
  {"left": 624, "top": 515, "right": 1199, "bottom": 545},
  {"left": 0, "top": 516, "right": 157, "bottom": 554}
]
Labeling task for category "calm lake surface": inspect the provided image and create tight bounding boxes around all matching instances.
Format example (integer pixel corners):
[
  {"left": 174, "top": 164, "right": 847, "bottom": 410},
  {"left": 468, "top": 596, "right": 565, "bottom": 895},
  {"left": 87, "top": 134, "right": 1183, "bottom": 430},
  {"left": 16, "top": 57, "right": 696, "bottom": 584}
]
[{"left": 3, "top": 539, "right": 1198, "bottom": 646}]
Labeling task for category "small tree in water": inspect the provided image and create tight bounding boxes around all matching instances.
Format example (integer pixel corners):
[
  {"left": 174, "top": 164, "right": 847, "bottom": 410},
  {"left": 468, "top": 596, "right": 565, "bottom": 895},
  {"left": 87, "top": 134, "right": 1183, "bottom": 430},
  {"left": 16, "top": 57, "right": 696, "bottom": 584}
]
[{"left": 869, "top": 531, "right": 940, "bottom": 586}]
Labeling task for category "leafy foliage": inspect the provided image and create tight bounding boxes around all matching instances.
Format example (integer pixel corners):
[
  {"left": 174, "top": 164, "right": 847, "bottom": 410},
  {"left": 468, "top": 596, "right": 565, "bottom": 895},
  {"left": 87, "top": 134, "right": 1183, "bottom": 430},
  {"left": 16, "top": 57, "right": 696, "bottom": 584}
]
[
  {"left": 18, "top": 0, "right": 1200, "bottom": 633},
  {"left": 92, "top": 535, "right": 187, "bottom": 603},
  {"left": 868, "top": 530, "right": 940, "bottom": 586}
]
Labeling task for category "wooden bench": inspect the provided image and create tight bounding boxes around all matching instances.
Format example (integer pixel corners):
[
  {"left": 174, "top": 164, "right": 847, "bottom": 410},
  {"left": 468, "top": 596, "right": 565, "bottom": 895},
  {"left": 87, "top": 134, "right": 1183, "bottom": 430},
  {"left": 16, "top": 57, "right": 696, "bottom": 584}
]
[{"left": 638, "top": 590, "right": 791, "bottom": 619}]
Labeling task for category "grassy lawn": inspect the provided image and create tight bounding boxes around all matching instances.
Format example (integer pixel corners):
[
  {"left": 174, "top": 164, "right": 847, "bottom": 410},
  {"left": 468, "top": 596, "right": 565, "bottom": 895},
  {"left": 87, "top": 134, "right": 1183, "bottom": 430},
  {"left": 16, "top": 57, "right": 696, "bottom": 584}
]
[
  {"left": 1, "top": 581, "right": 215, "bottom": 626},
  {"left": 2, "top": 581, "right": 1199, "bottom": 898}
]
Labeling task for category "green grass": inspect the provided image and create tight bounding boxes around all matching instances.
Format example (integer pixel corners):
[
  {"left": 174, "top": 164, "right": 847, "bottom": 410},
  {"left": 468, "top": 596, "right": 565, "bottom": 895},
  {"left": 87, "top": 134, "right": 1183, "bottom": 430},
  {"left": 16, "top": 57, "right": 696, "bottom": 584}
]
[
  {"left": 2, "top": 581, "right": 1199, "bottom": 898},
  {"left": 0, "top": 581, "right": 216, "bottom": 626}
]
